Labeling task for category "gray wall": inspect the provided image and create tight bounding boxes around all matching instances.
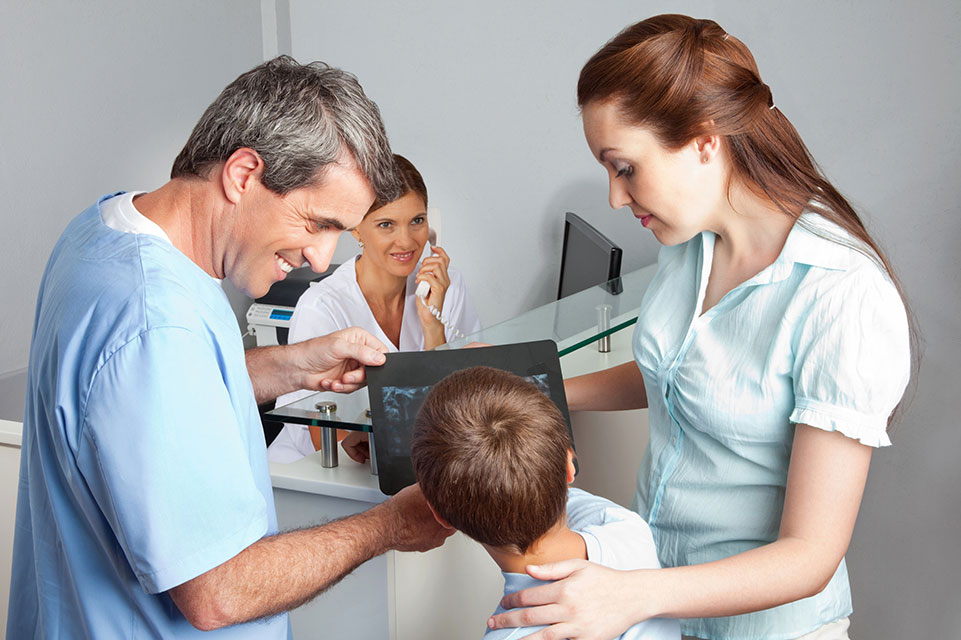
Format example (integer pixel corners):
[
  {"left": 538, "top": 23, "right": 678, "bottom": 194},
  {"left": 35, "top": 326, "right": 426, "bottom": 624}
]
[
  {"left": 290, "top": 0, "right": 960, "bottom": 637},
  {"left": 0, "top": 0, "right": 265, "bottom": 417},
  {"left": 0, "top": 0, "right": 958, "bottom": 636}
]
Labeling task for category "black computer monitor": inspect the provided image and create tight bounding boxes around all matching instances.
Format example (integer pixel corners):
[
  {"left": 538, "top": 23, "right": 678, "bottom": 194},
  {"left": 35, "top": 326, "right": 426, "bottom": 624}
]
[{"left": 557, "top": 212, "right": 623, "bottom": 299}]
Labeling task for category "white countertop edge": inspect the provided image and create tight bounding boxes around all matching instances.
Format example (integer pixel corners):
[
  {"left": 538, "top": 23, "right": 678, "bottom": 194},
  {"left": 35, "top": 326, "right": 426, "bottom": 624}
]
[
  {"left": 269, "top": 451, "right": 388, "bottom": 504},
  {"left": 558, "top": 328, "right": 635, "bottom": 378},
  {"left": 0, "top": 418, "right": 22, "bottom": 446},
  {"left": 270, "top": 473, "right": 387, "bottom": 504}
]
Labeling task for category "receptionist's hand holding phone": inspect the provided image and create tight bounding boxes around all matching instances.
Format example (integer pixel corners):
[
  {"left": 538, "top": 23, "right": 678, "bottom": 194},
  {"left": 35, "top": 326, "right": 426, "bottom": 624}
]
[{"left": 414, "top": 242, "right": 453, "bottom": 348}]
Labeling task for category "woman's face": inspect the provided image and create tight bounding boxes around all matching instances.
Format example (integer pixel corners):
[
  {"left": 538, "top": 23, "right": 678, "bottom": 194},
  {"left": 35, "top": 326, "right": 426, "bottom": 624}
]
[
  {"left": 581, "top": 100, "right": 725, "bottom": 246},
  {"left": 353, "top": 191, "right": 429, "bottom": 278}
]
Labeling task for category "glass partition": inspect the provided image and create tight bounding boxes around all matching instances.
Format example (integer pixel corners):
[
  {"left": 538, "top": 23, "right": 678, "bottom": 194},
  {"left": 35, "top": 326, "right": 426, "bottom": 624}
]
[
  {"left": 443, "top": 264, "right": 655, "bottom": 356},
  {"left": 266, "top": 264, "right": 656, "bottom": 427}
]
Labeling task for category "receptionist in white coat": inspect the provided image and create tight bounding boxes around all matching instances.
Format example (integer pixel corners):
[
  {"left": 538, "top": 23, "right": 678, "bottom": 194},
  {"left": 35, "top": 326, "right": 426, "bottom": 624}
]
[{"left": 268, "top": 155, "right": 481, "bottom": 462}]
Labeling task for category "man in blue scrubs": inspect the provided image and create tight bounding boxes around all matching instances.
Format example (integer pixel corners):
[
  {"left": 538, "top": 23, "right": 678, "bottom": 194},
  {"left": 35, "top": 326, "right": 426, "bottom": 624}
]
[{"left": 7, "top": 56, "right": 450, "bottom": 638}]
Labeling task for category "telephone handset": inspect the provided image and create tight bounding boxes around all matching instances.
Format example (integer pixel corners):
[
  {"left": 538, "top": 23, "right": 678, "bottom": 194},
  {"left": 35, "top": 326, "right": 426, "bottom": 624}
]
[
  {"left": 415, "top": 280, "right": 431, "bottom": 300},
  {"left": 416, "top": 228, "right": 466, "bottom": 340}
]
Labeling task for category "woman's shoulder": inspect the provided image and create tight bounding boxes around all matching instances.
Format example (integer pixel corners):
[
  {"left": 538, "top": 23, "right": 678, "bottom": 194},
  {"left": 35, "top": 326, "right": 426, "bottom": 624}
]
[
  {"left": 297, "top": 258, "right": 360, "bottom": 305},
  {"left": 288, "top": 259, "right": 363, "bottom": 339},
  {"left": 790, "top": 213, "right": 901, "bottom": 300},
  {"left": 446, "top": 263, "right": 470, "bottom": 289}
]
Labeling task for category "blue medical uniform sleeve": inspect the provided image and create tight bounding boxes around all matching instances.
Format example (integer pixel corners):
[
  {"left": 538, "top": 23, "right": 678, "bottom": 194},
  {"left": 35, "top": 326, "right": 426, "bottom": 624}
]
[
  {"left": 77, "top": 326, "right": 269, "bottom": 594},
  {"left": 790, "top": 266, "right": 911, "bottom": 447}
]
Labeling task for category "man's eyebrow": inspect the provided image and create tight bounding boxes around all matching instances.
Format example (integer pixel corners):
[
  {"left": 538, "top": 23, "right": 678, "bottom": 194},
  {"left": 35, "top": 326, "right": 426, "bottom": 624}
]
[{"left": 316, "top": 217, "right": 347, "bottom": 231}]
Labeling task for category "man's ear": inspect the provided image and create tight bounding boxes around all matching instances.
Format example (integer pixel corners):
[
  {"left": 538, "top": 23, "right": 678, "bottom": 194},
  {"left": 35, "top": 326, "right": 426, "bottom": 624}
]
[
  {"left": 425, "top": 500, "right": 456, "bottom": 530},
  {"left": 221, "top": 147, "right": 265, "bottom": 204},
  {"left": 566, "top": 449, "right": 576, "bottom": 484}
]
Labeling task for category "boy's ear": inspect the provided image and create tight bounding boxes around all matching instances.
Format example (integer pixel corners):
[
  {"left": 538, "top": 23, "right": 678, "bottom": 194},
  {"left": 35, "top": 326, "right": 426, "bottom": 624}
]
[
  {"left": 566, "top": 449, "right": 576, "bottom": 484},
  {"left": 425, "top": 500, "right": 456, "bottom": 531}
]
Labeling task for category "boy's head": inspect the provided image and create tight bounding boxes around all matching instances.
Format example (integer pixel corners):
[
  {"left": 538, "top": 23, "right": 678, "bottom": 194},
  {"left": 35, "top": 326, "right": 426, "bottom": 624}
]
[{"left": 411, "top": 366, "right": 573, "bottom": 554}]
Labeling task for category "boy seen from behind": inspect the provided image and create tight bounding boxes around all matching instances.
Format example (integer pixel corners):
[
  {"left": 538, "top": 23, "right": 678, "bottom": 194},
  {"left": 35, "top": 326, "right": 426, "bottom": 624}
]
[{"left": 411, "top": 366, "right": 680, "bottom": 639}]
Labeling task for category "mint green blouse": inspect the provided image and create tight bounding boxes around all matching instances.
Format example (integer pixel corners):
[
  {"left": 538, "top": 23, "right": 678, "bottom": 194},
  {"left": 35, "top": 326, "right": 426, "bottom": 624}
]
[{"left": 633, "top": 213, "right": 910, "bottom": 639}]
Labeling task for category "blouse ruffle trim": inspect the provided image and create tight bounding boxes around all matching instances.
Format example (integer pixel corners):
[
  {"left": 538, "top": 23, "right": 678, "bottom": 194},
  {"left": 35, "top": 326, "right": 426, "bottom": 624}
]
[{"left": 790, "top": 402, "right": 892, "bottom": 448}]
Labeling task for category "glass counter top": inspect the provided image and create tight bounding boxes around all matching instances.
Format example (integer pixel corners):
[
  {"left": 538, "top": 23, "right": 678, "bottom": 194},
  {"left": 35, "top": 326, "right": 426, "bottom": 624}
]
[
  {"left": 266, "top": 388, "right": 373, "bottom": 430},
  {"left": 444, "top": 263, "right": 655, "bottom": 356},
  {"left": 266, "top": 263, "right": 656, "bottom": 428}
]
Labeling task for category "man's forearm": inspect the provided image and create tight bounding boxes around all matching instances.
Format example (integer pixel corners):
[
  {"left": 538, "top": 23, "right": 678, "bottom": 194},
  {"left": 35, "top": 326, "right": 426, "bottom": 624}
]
[
  {"left": 170, "top": 502, "right": 394, "bottom": 630},
  {"left": 245, "top": 344, "right": 297, "bottom": 404}
]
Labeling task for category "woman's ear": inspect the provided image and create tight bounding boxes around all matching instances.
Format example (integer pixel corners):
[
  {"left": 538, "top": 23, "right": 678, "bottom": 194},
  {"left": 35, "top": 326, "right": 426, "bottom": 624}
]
[
  {"left": 693, "top": 133, "right": 721, "bottom": 165},
  {"left": 566, "top": 449, "right": 576, "bottom": 484},
  {"left": 221, "top": 147, "right": 264, "bottom": 204}
]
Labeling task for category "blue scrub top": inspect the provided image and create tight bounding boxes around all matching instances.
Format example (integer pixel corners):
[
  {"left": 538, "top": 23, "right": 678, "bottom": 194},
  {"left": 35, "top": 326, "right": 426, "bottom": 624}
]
[
  {"left": 633, "top": 212, "right": 910, "bottom": 639},
  {"left": 8, "top": 196, "right": 288, "bottom": 638}
]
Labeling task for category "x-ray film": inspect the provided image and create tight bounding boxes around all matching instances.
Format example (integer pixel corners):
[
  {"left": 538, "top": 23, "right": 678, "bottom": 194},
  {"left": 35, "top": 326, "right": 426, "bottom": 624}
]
[{"left": 366, "top": 340, "right": 572, "bottom": 495}]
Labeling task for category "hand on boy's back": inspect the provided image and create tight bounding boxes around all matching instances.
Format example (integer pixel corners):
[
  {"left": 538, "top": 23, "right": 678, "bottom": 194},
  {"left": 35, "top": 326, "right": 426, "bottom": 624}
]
[{"left": 384, "top": 484, "right": 454, "bottom": 553}]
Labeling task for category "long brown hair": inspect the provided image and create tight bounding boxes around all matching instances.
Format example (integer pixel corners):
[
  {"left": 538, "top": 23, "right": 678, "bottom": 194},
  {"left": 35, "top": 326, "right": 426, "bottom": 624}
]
[{"left": 578, "top": 14, "right": 918, "bottom": 421}]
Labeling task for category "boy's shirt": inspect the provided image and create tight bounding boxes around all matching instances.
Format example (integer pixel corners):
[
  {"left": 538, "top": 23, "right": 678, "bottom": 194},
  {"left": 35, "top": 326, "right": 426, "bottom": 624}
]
[{"left": 484, "top": 488, "right": 680, "bottom": 640}]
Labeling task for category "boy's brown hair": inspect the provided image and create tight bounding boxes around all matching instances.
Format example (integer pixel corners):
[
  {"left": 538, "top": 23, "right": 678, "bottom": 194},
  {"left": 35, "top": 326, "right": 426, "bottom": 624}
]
[{"left": 411, "top": 366, "right": 572, "bottom": 554}]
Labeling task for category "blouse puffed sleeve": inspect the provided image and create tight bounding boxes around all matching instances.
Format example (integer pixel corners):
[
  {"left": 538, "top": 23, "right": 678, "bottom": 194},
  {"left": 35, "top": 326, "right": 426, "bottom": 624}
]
[{"left": 789, "top": 262, "right": 911, "bottom": 447}]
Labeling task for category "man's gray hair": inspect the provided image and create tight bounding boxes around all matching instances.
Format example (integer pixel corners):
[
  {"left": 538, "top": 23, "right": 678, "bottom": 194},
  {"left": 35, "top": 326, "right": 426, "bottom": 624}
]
[{"left": 171, "top": 55, "right": 401, "bottom": 201}]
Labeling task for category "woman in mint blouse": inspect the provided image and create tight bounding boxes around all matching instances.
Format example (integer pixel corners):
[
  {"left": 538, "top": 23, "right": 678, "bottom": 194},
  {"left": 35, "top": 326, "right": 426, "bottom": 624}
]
[{"left": 488, "top": 15, "right": 913, "bottom": 640}]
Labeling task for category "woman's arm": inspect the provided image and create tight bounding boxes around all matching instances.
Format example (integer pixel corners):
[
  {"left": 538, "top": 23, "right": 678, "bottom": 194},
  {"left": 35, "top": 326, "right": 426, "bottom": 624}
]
[
  {"left": 489, "top": 424, "right": 872, "bottom": 639},
  {"left": 414, "top": 245, "right": 452, "bottom": 350},
  {"left": 565, "top": 360, "right": 648, "bottom": 412}
]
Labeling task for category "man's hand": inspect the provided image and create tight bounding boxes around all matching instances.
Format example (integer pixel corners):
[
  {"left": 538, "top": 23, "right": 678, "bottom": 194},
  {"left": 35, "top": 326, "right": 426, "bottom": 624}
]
[
  {"left": 246, "top": 326, "right": 388, "bottom": 403},
  {"left": 382, "top": 484, "right": 454, "bottom": 553},
  {"left": 293, "top": 327, "right": 388, "bottom": 393},
  {"left": 169, "top": 483, "right": 453, "bottom": 632}
]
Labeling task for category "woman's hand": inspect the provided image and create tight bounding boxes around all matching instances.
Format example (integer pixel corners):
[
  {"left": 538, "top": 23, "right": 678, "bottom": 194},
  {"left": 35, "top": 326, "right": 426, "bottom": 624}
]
[
  {"left": 490, "top": 425, "right": 874, "bottom": 638},
  {"left": 341, "top": 430, "right": 371, "bottom": 463},
  {"left": 488, "top": 560, "right": 647, "bottom": 640},
  {"left": 414, "top": 245, "right": 452, "bottom": 348}
]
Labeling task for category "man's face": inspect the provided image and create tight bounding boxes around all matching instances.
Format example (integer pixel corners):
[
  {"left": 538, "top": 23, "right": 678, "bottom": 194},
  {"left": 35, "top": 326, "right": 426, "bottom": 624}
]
[{"left": 224, "top": 161, "right": 376, "bottom": 298}]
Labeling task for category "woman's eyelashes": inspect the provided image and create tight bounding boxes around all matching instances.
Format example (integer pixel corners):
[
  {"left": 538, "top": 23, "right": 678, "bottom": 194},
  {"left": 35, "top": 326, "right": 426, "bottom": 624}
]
[
  {"left": 375, "top": 216, "right": 426, "bottom": 232},
  {"left": 615, "top": 164, "right": 634, "bottom": 178}
]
